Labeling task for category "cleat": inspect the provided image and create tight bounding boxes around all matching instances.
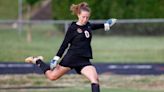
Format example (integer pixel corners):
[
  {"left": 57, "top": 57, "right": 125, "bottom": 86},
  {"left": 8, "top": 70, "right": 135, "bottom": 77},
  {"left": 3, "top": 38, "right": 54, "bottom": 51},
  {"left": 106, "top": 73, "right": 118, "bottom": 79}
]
[{"left": 25, "top": 56, "right": 43, "bottom": 64}]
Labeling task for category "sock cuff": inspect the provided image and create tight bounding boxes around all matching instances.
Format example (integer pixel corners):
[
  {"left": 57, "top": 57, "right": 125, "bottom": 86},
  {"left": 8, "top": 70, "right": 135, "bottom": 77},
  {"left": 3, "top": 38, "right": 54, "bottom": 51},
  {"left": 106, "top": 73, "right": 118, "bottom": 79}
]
[
  {"left": 36, "top": 59, "right": 42, "bottom": 65},
  {"left": 91, "top": 83, "right": 99, "bottom": 85},
  {"left": 36, "top": 59, "right": 50, "bottom": 74},
  {"left": 91, "top": 83, "right": 100, "bottom": 92}
]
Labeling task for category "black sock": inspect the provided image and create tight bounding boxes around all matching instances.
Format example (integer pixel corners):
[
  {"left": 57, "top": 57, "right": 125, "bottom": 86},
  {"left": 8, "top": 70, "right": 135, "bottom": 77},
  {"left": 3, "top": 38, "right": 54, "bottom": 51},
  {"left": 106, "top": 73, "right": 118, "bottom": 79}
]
[
  {"left": 91, "top": 83, "right": 100, "bottom": 92},
  {"left": 36, "top": 59, "right": 50, "bottom": 74}
]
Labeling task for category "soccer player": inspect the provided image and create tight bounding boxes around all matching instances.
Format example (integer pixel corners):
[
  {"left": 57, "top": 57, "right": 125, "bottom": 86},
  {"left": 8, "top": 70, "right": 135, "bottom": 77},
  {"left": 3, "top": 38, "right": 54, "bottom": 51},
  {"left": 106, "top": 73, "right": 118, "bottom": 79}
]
[{"left": 25, "top": 2, "right": 116, "bottom": 92}]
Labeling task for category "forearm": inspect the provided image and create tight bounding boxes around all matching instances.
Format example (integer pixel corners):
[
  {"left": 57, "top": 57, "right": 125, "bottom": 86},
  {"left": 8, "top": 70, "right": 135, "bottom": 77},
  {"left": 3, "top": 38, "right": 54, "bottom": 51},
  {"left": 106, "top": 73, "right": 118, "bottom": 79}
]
[
  {"left": 91, "top": 18, "right": 117, "bottom": 31},
  {"left": 91, "top": 23, "right": 104, "bottom": 30},
  {"left": 56, "top": 42, "right": 68, "bottom": 57},
  {"left": 55, "top": 26, "right": 74, "bottom": 57}
]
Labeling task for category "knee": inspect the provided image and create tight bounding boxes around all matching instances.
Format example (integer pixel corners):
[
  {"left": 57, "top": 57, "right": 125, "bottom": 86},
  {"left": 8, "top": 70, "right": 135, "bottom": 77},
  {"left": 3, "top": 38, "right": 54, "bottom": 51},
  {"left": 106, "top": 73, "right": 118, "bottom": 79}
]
[{"left": 46, "top": 74, "right": 60, "bottom": 81}]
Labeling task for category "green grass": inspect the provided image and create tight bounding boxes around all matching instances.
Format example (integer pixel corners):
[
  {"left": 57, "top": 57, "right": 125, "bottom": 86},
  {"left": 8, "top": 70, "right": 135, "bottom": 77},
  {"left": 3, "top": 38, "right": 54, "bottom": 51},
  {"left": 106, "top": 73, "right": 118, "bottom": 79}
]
[
  {"left": 0, "top": 27, "right": 164, "bottom": 63},
  {"left": 0, "top": 0, "right": 18, "bottom": 19},
  {"left": 92, "top": 36, "right": 164, "bottom": 63},
  {"left": 6, "top": 88, "right": 164, "bottom": 92},
  {"left": 0, "top": 74, "right": 164, "bottom": 92}
]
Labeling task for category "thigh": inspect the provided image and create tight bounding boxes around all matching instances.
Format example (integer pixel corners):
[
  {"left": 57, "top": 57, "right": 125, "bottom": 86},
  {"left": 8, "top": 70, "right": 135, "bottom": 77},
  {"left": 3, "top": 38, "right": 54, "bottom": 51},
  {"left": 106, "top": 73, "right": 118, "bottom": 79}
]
[
  {"left": 53, "top": 64, "right": 71, "bottom": 73},
  {"left": 45, "top": 64, "right": 71, "bottom": 79},
  {"left": 81, "top": 65, "right": 99, "bottom": 83}
]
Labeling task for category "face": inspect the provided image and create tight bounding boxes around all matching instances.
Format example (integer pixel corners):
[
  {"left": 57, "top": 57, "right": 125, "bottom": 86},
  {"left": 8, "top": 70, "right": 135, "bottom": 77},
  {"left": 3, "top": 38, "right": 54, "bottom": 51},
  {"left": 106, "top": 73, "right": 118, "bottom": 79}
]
[{"left": 77, "top": 10, "right": 90, "bottom": 25}]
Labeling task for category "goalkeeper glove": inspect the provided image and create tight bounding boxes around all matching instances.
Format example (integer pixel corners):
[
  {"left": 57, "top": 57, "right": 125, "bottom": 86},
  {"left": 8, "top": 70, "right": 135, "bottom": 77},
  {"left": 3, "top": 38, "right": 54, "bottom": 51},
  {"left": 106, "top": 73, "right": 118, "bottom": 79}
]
[
  {"left": 50, "top": 56, "right": 60, "bottom": 70},
  {"left": 104, "top": 18, "right": 117, "bottom": 31}
]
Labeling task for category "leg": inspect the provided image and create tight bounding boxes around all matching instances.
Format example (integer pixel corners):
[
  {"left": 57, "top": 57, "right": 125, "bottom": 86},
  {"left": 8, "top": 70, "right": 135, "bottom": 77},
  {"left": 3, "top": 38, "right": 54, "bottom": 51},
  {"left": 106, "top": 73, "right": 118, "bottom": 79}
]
[
  {"left": 45, "top": 64, "right": 71, "bottom": 80},
  {"left": 25, "top": 56, "right": 71, "bottom": 81},
  {"left": 81, "top": 65, "right": 99, "bottom": 83},
  {"left": 81, "top": 65, "right": 100, "bottom": 92}
]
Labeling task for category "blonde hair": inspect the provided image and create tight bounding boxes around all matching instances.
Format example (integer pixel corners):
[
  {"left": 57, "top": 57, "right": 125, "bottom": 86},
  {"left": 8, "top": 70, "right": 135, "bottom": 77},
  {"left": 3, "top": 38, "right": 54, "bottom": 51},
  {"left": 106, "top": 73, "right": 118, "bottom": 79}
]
[{"left": 70, "top": 2, "right": 91, "bottom": 15}]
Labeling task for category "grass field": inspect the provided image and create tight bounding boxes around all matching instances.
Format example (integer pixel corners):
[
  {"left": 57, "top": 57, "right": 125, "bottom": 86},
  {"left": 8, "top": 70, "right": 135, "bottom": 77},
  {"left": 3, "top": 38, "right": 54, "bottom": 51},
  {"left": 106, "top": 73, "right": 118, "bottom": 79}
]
[
  {"left": 0, "top": 26, "right": 164, "bottom": 63},
  {"left": 0, "top": 74, "right": 164, "bottom": 92},
  {"left": 0, "top": 0, "right": 18, "bottom": 19},
  {"left": 2, "top": 88, "right": 164, "bottom": 92}
]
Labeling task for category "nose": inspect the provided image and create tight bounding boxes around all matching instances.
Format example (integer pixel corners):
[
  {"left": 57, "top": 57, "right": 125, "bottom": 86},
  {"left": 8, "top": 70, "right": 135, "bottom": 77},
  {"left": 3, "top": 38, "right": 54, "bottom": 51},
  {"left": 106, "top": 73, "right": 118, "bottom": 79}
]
[{"left": 84, "top": 17, "right": 88, "bottom": 22}]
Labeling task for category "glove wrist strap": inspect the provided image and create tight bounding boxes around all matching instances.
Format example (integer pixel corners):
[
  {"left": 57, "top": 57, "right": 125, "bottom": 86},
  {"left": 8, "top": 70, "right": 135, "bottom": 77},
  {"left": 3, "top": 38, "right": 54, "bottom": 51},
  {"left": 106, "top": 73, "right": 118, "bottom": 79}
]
[
  {"left": 53, "top": 56, "right": 60, "bottom": 61},
  {"left": 104, "top": 23, "right": 110, "bottom": 31}
]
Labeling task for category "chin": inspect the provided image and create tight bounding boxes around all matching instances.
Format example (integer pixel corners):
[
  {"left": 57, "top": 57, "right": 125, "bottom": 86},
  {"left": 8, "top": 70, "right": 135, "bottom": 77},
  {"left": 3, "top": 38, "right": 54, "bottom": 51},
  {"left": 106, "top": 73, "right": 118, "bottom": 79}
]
[{"left": 83, "top": 22, "right": 87, "bottom": 25}]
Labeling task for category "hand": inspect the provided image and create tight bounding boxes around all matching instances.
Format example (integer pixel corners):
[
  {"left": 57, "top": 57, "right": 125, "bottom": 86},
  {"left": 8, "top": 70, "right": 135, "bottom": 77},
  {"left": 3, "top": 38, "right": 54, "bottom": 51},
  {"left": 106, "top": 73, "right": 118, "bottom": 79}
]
[
  {"left": 104, "top": 18, "right": 117, "bottom": 31},
  {"left": 106, "top": 18, "right": 117, "bottom": 27},
  {"left": 50, "top": 56, "right": 60, "bottom": 70}
]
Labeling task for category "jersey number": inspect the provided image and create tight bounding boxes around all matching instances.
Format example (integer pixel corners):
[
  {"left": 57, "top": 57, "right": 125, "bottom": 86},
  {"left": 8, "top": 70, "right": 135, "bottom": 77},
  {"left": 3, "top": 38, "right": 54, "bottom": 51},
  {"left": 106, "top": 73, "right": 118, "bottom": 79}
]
[{"left": 84, "top": 31, "right": 90, "bottom": 38}]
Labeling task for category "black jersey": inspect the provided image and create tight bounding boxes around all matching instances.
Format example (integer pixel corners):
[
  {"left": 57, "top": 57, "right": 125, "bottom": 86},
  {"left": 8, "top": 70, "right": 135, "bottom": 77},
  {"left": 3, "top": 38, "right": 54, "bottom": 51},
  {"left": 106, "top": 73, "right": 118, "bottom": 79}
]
[{"left": 56, "top": 22, "right": 104, "bottom": 59}]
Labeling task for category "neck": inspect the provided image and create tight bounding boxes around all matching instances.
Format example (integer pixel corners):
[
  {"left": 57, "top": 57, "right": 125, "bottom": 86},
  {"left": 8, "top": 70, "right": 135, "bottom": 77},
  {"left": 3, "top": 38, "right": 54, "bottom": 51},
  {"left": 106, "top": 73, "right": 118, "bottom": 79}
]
[{"left": 76, "top": 21, "right": 86, "bottom": 26}]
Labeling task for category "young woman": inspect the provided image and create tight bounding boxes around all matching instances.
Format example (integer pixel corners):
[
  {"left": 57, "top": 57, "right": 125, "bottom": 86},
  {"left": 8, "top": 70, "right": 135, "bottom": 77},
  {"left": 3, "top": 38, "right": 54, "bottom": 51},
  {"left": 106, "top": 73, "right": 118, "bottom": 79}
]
[{"left": 25, "top": 2, "right": 116, "bottom": 92}]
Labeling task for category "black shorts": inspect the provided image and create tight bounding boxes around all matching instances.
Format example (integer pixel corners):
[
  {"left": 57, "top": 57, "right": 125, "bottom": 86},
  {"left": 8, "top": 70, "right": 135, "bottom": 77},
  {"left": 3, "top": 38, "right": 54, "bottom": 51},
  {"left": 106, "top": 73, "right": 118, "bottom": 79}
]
[{"left": 59, "top": 54, "right": 92, "bottom": 74}]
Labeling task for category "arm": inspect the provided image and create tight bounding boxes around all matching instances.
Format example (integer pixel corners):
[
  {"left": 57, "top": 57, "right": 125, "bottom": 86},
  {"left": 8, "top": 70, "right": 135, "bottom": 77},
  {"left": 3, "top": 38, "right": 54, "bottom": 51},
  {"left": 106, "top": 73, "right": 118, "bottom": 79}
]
[
  {"left": 90, "top": 23, "right": 104, "bottom": 30},
  {"left": 90, "top": 18, "right": 117, "bottom": 31},
  {"left": 50, "top": 26, "right": 75, "bottom": 69},
  {"left": 56, "top": 27, "right": 75, "bottom": 57}
]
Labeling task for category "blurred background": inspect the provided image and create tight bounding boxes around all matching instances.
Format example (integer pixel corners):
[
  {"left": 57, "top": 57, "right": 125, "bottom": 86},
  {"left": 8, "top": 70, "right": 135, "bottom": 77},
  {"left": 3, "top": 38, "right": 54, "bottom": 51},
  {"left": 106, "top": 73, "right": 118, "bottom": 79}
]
[{"left": 0, "top": 0, "right": 164, "bottom": 92}]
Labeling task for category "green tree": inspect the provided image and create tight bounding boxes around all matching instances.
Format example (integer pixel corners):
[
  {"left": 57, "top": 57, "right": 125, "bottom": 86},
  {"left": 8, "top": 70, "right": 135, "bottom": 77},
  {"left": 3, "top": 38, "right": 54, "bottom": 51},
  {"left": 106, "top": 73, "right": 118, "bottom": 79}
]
[
  {"left": 25, "top": 0, "right": 40, "bottom": 6},
  {"left": 25, "top": 0, "right": 40, "bottom": 43},
  {"left": 52, "top": 0, "right": 164, "bottom": 19}
]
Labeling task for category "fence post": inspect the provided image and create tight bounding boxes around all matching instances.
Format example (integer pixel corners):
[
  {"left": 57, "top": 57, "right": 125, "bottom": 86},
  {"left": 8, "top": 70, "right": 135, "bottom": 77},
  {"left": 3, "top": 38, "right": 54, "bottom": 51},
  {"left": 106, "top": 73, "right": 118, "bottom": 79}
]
[{"left": 64, "top": 22, "right": 69, "bottom": 33}]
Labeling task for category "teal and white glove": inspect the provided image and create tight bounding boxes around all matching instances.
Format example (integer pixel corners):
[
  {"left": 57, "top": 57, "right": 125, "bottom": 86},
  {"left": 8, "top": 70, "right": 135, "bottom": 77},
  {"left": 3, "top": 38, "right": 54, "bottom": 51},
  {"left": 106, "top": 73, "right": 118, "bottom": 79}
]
[
  {"left": 104, "top": 18, "right": 117, "bottom": 31},
  {"left": 50, "top": 56, "right": 60, "bottom": 70}
]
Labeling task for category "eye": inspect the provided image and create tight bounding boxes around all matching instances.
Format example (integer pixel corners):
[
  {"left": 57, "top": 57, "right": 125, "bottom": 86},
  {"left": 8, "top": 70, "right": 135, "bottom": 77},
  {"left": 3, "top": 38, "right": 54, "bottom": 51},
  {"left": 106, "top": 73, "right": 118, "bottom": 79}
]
[
  {"left": 82, "top": 16, "right": 89, "bottom": 19},
  {"left": 82, "top": 16, "right": 86, "bottom": 18},
  {"left": 86, "top": 17, "right": 89, "bottom": 19}
]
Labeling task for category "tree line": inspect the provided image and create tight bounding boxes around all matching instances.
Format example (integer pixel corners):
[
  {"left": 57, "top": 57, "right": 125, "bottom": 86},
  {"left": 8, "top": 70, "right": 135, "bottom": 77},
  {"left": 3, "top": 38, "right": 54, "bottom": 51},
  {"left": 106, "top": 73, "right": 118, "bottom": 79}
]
[{"left": 52, "top": 0, "right": 164, "bottom": 20}]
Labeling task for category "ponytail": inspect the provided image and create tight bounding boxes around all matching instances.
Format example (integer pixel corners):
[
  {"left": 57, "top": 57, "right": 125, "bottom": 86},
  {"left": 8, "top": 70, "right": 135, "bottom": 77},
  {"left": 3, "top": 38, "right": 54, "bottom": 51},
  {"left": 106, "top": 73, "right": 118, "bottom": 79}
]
[{"left": 70, "top": 2, "right": 90, "bottom": 15}]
